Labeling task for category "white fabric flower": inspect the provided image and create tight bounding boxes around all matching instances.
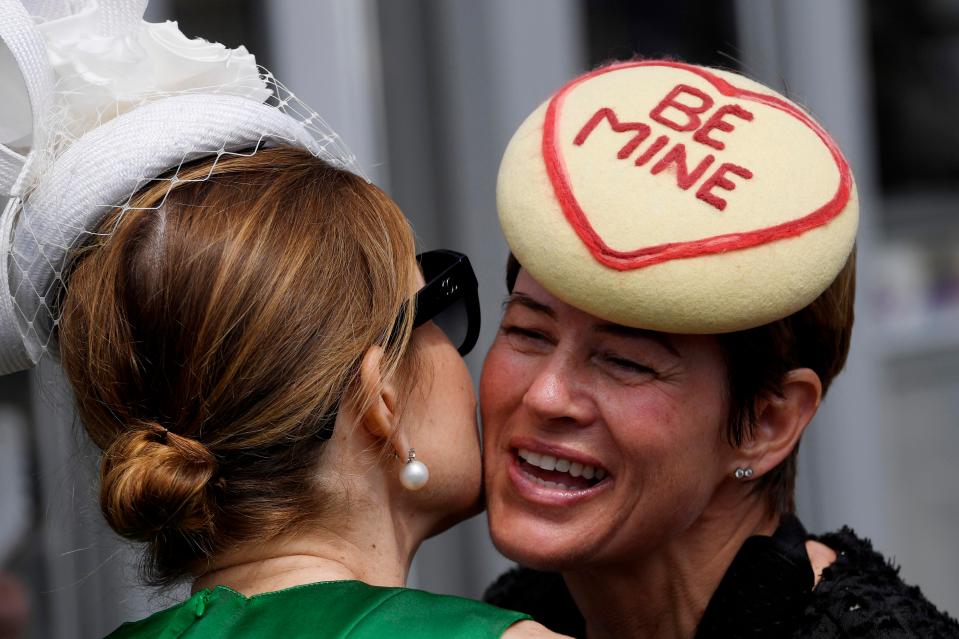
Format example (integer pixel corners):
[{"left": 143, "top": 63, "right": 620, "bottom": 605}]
[{"left": 0, "top": 0, "right": 270, "bottom": 145}]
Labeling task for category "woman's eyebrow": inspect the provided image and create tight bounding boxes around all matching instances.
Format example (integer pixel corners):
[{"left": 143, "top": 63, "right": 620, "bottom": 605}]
[
  {"left": 594, "top": 323, "right": 681, "bottom": 357},
  {"left": 503, "top": 292, "right": 555, "bottom": 318}
]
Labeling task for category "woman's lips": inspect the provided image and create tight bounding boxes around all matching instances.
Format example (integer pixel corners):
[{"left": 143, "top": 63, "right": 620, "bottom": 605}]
[
  {"left": 507, "top": 436, "right": 608, "bottom": 470},
  {"left": 507, "top": 449, "right": 612, "bottom": 506},
  {"left": 517, "top": 447, "right": 606, "bottom": 488}
]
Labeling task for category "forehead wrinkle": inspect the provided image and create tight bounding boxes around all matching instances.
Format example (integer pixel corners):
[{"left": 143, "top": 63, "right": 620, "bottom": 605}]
[
  {"left": 503, "top": 292, "right": 556, "bottom": 319},
  {"left": 506, "top": 288, "right": 682, "bottom": 358},
  {"left": 592, "top": 323, "right": 682, "bottom": 358}
]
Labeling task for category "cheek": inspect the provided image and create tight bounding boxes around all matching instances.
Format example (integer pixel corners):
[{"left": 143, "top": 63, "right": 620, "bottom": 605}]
[
  {"left": 597, "top": 398, "right": 726, "bottom": 555},
  {"left": 479, "top": 342, "right": 513, "bottom": 423},
  {"left": 608, "top": 384, "right": 727, "bottom": 489},
  {"left": 439, "top": 357, "right": 479, "bottom": 452}
]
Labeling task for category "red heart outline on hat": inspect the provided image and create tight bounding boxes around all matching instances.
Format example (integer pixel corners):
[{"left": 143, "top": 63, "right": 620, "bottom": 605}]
[{"left": 542, "top": 61, "right": 853, "bottom": 271}]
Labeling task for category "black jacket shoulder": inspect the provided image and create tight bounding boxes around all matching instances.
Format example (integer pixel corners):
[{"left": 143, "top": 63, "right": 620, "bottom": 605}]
[
  {"left": 484, "top": 526, "right": 959, "bottom": 638},
  {"left": 801, "top": 527, "right": 959, "bottom": 638}
]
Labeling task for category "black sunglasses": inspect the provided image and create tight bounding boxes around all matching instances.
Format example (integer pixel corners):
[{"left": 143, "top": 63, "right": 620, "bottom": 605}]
[{"left": 410, "top": 249, "right": 481, "bottom": 356}]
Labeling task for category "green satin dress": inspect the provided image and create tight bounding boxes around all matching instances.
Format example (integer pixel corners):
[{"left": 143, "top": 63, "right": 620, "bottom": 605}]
[{"left": 105, "top": 580, "right": 530, "bottom": 638}]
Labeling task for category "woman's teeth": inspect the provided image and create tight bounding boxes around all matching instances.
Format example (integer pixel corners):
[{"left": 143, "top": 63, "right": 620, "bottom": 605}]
[{"left": 518, "top": 448, "right": 607, "bottom": 486}]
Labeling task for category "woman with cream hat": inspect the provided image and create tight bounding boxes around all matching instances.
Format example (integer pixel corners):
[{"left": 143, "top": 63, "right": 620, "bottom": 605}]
[
  {"left": 480, "top": 60, "right": 959, "bottom": 638},
  {"left": 0, "top": 1, "right": 566, "bottom": 637}
]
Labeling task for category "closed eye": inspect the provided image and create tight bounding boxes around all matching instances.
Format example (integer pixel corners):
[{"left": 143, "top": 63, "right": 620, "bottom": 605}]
[
  {"left": 604, "top": 355, "right": 656, "bottom": 376},
  {"left": 503, "top": 325, "right": 549, "bottom": 342},
  {"left": 501, "top": 325, "right": 555, "bottom": 352}
]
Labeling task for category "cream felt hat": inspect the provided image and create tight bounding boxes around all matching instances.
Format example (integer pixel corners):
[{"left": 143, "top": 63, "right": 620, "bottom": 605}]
[{"left": 497, "top": 60, "right": 858, "bottom": 333}]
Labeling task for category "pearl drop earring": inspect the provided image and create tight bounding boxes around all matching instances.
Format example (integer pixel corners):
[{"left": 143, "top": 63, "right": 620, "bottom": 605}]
[{"left": 399, "top": 448, "right": 430, "bottom": 490}]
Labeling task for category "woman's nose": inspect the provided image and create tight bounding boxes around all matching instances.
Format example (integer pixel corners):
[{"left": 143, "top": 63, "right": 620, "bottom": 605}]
[{"left": 521, "top": 356, "right": 594, "bottom": 425}]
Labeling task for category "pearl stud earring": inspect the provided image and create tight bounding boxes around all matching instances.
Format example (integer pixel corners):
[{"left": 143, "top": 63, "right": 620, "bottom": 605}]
[
  {"left": 400, "top": 448, "right": 430, "bottom": 490},
  {"left": 734, "top": 467, "right": 754, "bottom": 480}
]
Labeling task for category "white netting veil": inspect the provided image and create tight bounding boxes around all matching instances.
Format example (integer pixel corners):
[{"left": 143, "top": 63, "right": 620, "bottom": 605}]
[{"left": 0, "top": 0, "right": 365, "bottom": 375}]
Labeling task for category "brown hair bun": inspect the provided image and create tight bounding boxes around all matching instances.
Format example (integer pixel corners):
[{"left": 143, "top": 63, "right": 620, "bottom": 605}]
[{"left": 99, "top": 422, "right": 218, "bottom": 542}]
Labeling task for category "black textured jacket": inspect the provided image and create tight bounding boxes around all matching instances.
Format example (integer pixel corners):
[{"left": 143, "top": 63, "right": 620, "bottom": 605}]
[{"left": 484, "top": 517, "right": 959, "bottom": 638}]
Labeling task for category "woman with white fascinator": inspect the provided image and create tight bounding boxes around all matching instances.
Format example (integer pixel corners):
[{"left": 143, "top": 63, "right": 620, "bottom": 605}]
[{"left": 0, "top": 1, "right": 567, "bottom": 637}]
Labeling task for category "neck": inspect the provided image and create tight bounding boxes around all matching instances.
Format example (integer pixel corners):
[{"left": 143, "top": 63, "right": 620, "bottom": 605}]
[
  {"left": 192, "top": 527, "right": 414, "bottom": 596},
  {"left": 566, "top": 494, "right": 778, "bottom": 639},
  {"left": 193, "top": 450, "right": 430, "bottom": 596}
]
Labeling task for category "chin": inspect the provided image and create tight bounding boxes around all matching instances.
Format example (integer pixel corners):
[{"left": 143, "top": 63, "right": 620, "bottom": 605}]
[{"left": 487, "top": 505, "right": 599, "bottom": 572}]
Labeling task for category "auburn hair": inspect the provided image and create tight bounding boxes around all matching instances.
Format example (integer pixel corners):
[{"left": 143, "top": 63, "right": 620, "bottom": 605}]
[{"left": 58, "top": 146, "right": 418, "bottom": 585}]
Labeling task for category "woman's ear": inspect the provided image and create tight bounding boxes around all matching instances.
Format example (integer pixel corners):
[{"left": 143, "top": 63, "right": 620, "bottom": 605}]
[
  {"left": 736, "top": 368, "right": 823, "bottom": 478},
  {"left": 355, "top": 346, "right": 400, "bottom": 443}
]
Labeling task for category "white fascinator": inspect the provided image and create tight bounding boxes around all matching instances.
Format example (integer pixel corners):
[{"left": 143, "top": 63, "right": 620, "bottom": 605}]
[{"left": 0, "top": 0, "right": 363, "bottom": 374}]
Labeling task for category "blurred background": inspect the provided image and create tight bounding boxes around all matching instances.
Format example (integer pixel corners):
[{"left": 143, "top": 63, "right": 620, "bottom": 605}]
[{"left": 2, "top": 0, "right": 958, "bottom": 636}]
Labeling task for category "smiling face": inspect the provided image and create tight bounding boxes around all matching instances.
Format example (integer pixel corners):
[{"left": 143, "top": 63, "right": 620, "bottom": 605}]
[{"left": 481, "top": 270, "right": 737, "bottom": 570}]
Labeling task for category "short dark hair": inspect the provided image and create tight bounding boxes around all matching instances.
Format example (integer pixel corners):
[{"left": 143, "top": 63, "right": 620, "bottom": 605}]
[{"left": 505, "top": 251, "right": 856, "bottom": 515}]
